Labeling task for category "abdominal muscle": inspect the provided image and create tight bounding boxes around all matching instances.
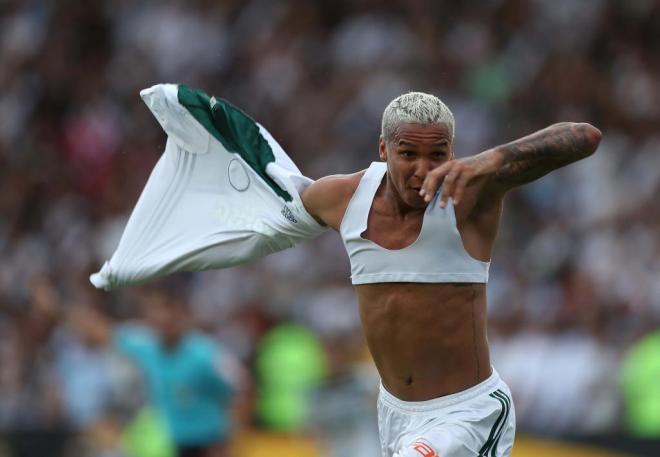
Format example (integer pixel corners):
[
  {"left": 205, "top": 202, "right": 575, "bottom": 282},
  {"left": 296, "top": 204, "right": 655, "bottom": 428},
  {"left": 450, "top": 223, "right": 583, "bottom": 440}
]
[{"left": 356, "top": 282, "right": 491, "bottom": 401}]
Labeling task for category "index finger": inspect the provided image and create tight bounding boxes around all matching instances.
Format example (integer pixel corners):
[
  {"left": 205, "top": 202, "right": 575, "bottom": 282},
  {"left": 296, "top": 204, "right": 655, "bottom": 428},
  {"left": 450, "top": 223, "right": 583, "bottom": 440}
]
[{"left": 420, "top": 163, "right": 451, "bottom": 202}]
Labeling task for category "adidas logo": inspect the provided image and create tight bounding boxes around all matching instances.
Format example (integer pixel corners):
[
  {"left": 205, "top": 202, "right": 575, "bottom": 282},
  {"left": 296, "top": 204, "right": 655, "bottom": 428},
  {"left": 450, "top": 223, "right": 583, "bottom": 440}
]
[{"left": 281, "top": 206, "right": 298, "bottom": 224}]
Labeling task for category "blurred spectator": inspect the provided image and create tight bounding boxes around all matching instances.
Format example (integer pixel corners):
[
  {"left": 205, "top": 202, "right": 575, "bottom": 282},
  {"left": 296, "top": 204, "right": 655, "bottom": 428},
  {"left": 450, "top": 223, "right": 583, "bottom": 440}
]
[
  {"left": 56, "top": 303, "right": 146, "bottom": 456},
  {"left": 58, "top": 304, "right": 143, "bottom": 426},
  {"left": 115, "top": 284, "right": 247, "bottom": 457},
  {"left": 0, "top": 275, "right": 69, "bottom": 457},
  {"left": 254, "top": 323, "right": 327, "bottom": 432},
  {"left": 230, "top": 323, "right": 329, "bottom": 457},
  {"left": 620, "top": 329, "right": 660, "bottom": 438}
]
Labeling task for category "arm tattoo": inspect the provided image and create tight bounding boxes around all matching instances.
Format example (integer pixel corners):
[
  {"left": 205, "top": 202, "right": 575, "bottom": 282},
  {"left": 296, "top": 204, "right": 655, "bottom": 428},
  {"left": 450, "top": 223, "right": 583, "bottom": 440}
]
[{"left": 493, "top": 123, "right": 601, "bottom": 186}]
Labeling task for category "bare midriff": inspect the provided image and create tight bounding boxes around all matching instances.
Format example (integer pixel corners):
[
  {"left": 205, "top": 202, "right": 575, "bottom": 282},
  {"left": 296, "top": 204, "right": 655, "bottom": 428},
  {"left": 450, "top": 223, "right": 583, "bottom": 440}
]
[{"left": 355, "top": 281, "right": 491, "bottom": 401}]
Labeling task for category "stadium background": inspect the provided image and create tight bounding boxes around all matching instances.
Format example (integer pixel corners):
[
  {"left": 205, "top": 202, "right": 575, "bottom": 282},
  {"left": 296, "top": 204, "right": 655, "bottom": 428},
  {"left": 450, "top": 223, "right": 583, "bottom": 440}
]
[{"left": 1, "top": 0, "right": 659, "bottom": 456}]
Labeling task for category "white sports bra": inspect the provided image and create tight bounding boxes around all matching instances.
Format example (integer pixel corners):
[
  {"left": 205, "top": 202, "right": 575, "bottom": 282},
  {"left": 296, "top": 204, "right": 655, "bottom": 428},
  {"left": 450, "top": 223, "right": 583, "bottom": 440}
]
[{"left": 339, "top": 162, "right": 490, "bottom": 285}]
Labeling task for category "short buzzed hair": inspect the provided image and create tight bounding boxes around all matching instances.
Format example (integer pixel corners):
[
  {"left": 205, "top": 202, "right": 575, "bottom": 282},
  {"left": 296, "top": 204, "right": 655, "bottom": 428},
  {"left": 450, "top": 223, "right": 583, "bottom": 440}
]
[{"left": 381, "top": 92, "right": 455, "bottom": 144}]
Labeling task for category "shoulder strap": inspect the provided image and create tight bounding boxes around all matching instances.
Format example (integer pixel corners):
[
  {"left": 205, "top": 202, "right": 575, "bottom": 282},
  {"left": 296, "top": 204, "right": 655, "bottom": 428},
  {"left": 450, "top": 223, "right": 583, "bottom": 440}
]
[{"left": 340, "top": 162, "right": 387, "bottom": 235}]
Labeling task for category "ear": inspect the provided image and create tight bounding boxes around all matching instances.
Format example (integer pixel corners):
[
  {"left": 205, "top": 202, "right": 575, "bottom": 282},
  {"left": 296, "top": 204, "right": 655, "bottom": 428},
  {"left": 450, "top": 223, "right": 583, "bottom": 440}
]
[{"left": 379, "top": 136, "right": 387, "bottom": 161}]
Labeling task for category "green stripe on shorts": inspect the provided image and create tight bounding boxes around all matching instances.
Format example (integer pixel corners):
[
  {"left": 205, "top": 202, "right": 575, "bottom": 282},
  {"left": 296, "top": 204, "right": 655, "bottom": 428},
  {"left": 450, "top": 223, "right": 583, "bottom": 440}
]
[
  {"left": 479, "top": 389, "right": 510, "bottom": 457},
  {"left": 490, "top": 390, "right": 511, "bottom": 457}
]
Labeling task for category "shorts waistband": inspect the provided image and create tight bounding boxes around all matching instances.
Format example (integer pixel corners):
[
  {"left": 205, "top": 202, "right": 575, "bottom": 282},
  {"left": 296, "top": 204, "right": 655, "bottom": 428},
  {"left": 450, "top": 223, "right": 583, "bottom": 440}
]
[{"left": 378, "top": 367, "right": 501, "bottom": 413}]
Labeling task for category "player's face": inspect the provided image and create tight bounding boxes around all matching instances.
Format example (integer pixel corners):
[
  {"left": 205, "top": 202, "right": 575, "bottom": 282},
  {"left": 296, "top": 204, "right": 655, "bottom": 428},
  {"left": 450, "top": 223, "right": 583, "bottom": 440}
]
[{"left": 379, "top": 122, "right": 453, "bottom": 209}]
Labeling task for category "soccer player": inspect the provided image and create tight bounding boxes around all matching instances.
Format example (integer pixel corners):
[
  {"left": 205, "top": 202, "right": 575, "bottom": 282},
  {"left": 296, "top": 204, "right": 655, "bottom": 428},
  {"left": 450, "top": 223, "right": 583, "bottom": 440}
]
[{"left": 301, "top": 92, "right": 602, "bottom": 457}]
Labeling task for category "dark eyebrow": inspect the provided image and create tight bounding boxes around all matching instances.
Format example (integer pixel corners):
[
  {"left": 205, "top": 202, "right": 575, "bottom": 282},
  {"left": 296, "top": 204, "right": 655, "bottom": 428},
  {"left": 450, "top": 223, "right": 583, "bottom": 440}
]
[
  {"left": 397, "top": 140, "right": 418, "bottom": 148},
  {"left": 432, "top": 140, "right": 450, "bottom": 147},
  {"left": 397, "top": 140, "right": 449, "bottom": 148}
]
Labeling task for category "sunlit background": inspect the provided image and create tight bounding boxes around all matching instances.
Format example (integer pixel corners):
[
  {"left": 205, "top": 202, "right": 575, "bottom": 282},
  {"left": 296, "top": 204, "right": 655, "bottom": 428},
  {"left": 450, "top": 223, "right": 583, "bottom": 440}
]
[{"left": 1, "top": 0, "right": 659, "bottom": 456}]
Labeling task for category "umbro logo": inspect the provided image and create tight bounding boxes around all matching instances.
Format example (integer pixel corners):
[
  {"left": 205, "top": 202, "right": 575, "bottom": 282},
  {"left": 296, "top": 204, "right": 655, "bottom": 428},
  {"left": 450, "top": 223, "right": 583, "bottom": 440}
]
[{"left": 281, "top": 206, "right": 298, "bottom": 224}]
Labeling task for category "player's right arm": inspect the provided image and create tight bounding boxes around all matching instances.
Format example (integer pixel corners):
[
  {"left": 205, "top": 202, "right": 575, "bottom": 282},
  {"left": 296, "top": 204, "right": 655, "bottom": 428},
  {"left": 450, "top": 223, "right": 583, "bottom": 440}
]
[
  {"left": 301, "top": 172, "right": 364, "bottom": 231},
  {"left": 420, "top": 122, "right": 602, "bottom": 207}
]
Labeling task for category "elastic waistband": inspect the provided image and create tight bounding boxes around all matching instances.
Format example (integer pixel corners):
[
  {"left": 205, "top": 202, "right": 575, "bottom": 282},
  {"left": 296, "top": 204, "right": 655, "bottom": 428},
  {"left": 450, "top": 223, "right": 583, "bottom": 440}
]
[{"left": 378, "top": 368, "right": 501, "bottom": 413}]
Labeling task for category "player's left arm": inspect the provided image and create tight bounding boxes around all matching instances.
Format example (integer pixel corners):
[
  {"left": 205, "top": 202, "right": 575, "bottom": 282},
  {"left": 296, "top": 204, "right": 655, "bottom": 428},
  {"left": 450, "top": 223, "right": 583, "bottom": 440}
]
[{"left": 420, "top": 122, "right": 602, "bottom": 207}]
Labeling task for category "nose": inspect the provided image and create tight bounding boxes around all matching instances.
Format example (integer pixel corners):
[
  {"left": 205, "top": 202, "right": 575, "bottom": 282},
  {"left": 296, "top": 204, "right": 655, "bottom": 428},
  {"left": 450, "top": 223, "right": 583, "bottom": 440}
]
[{"left": 413, "top": 159, "right": 432, "bottom": 180}]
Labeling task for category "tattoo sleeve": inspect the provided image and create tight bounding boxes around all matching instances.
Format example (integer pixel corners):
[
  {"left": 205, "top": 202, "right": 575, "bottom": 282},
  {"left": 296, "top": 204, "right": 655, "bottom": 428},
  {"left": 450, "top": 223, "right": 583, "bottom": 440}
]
[{"left": 491, "top": 122, "right": 602, "bottom": 187}]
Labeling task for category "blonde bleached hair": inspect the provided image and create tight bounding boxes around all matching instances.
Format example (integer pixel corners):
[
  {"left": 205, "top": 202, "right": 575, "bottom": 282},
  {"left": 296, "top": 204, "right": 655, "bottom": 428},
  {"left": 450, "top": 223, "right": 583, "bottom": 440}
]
[{"left": 381, "top": 92, "right": 455, "bottom": 144}]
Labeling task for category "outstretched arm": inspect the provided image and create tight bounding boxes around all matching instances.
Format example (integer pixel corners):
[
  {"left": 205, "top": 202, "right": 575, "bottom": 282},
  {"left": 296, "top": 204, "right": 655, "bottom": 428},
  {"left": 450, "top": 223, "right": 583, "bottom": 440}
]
[
  {"left": 420, "top": 122, "right": 602, "bottom": 207},
  {"left": 490, "top": 122, "right": 602, "bottom": 188}
]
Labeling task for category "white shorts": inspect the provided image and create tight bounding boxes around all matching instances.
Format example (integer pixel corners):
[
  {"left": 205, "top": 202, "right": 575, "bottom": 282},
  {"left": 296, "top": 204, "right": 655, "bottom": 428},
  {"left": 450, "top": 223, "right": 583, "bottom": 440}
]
[{"left": 377, "top": 369, "right": 516, "bottom": 457}]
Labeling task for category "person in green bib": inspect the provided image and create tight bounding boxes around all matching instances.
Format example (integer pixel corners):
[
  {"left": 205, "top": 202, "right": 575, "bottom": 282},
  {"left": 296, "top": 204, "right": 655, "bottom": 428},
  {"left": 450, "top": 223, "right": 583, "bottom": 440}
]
[{"left": 620, "top": 330, "right": 660, "bottom": 437}]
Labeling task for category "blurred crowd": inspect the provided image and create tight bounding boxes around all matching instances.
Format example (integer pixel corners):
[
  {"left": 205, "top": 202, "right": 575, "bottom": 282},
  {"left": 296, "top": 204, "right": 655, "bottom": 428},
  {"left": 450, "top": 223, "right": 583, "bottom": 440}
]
[{"left": 1, "top": 0, "right": 660, "bottom": 456}]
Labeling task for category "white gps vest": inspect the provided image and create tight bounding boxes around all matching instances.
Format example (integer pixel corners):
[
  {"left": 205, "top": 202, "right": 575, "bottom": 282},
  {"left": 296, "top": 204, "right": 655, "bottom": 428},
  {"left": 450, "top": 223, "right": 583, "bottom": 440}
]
[{"left": 340, "top": 162, "right": 490, "bottom": 285}]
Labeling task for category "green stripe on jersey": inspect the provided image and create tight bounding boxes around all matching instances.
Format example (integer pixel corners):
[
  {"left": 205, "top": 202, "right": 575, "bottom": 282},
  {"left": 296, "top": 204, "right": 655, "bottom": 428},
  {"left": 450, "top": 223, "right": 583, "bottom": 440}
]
[{"left": 177, "top": 84, "right": 292, "bottom": 202}]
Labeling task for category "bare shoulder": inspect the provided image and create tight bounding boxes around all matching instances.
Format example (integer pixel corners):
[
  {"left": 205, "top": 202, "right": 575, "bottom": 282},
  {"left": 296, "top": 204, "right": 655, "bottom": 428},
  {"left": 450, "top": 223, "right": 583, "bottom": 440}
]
[{"left": 302, "top": 170, "right": 365, "bottom": 230}]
